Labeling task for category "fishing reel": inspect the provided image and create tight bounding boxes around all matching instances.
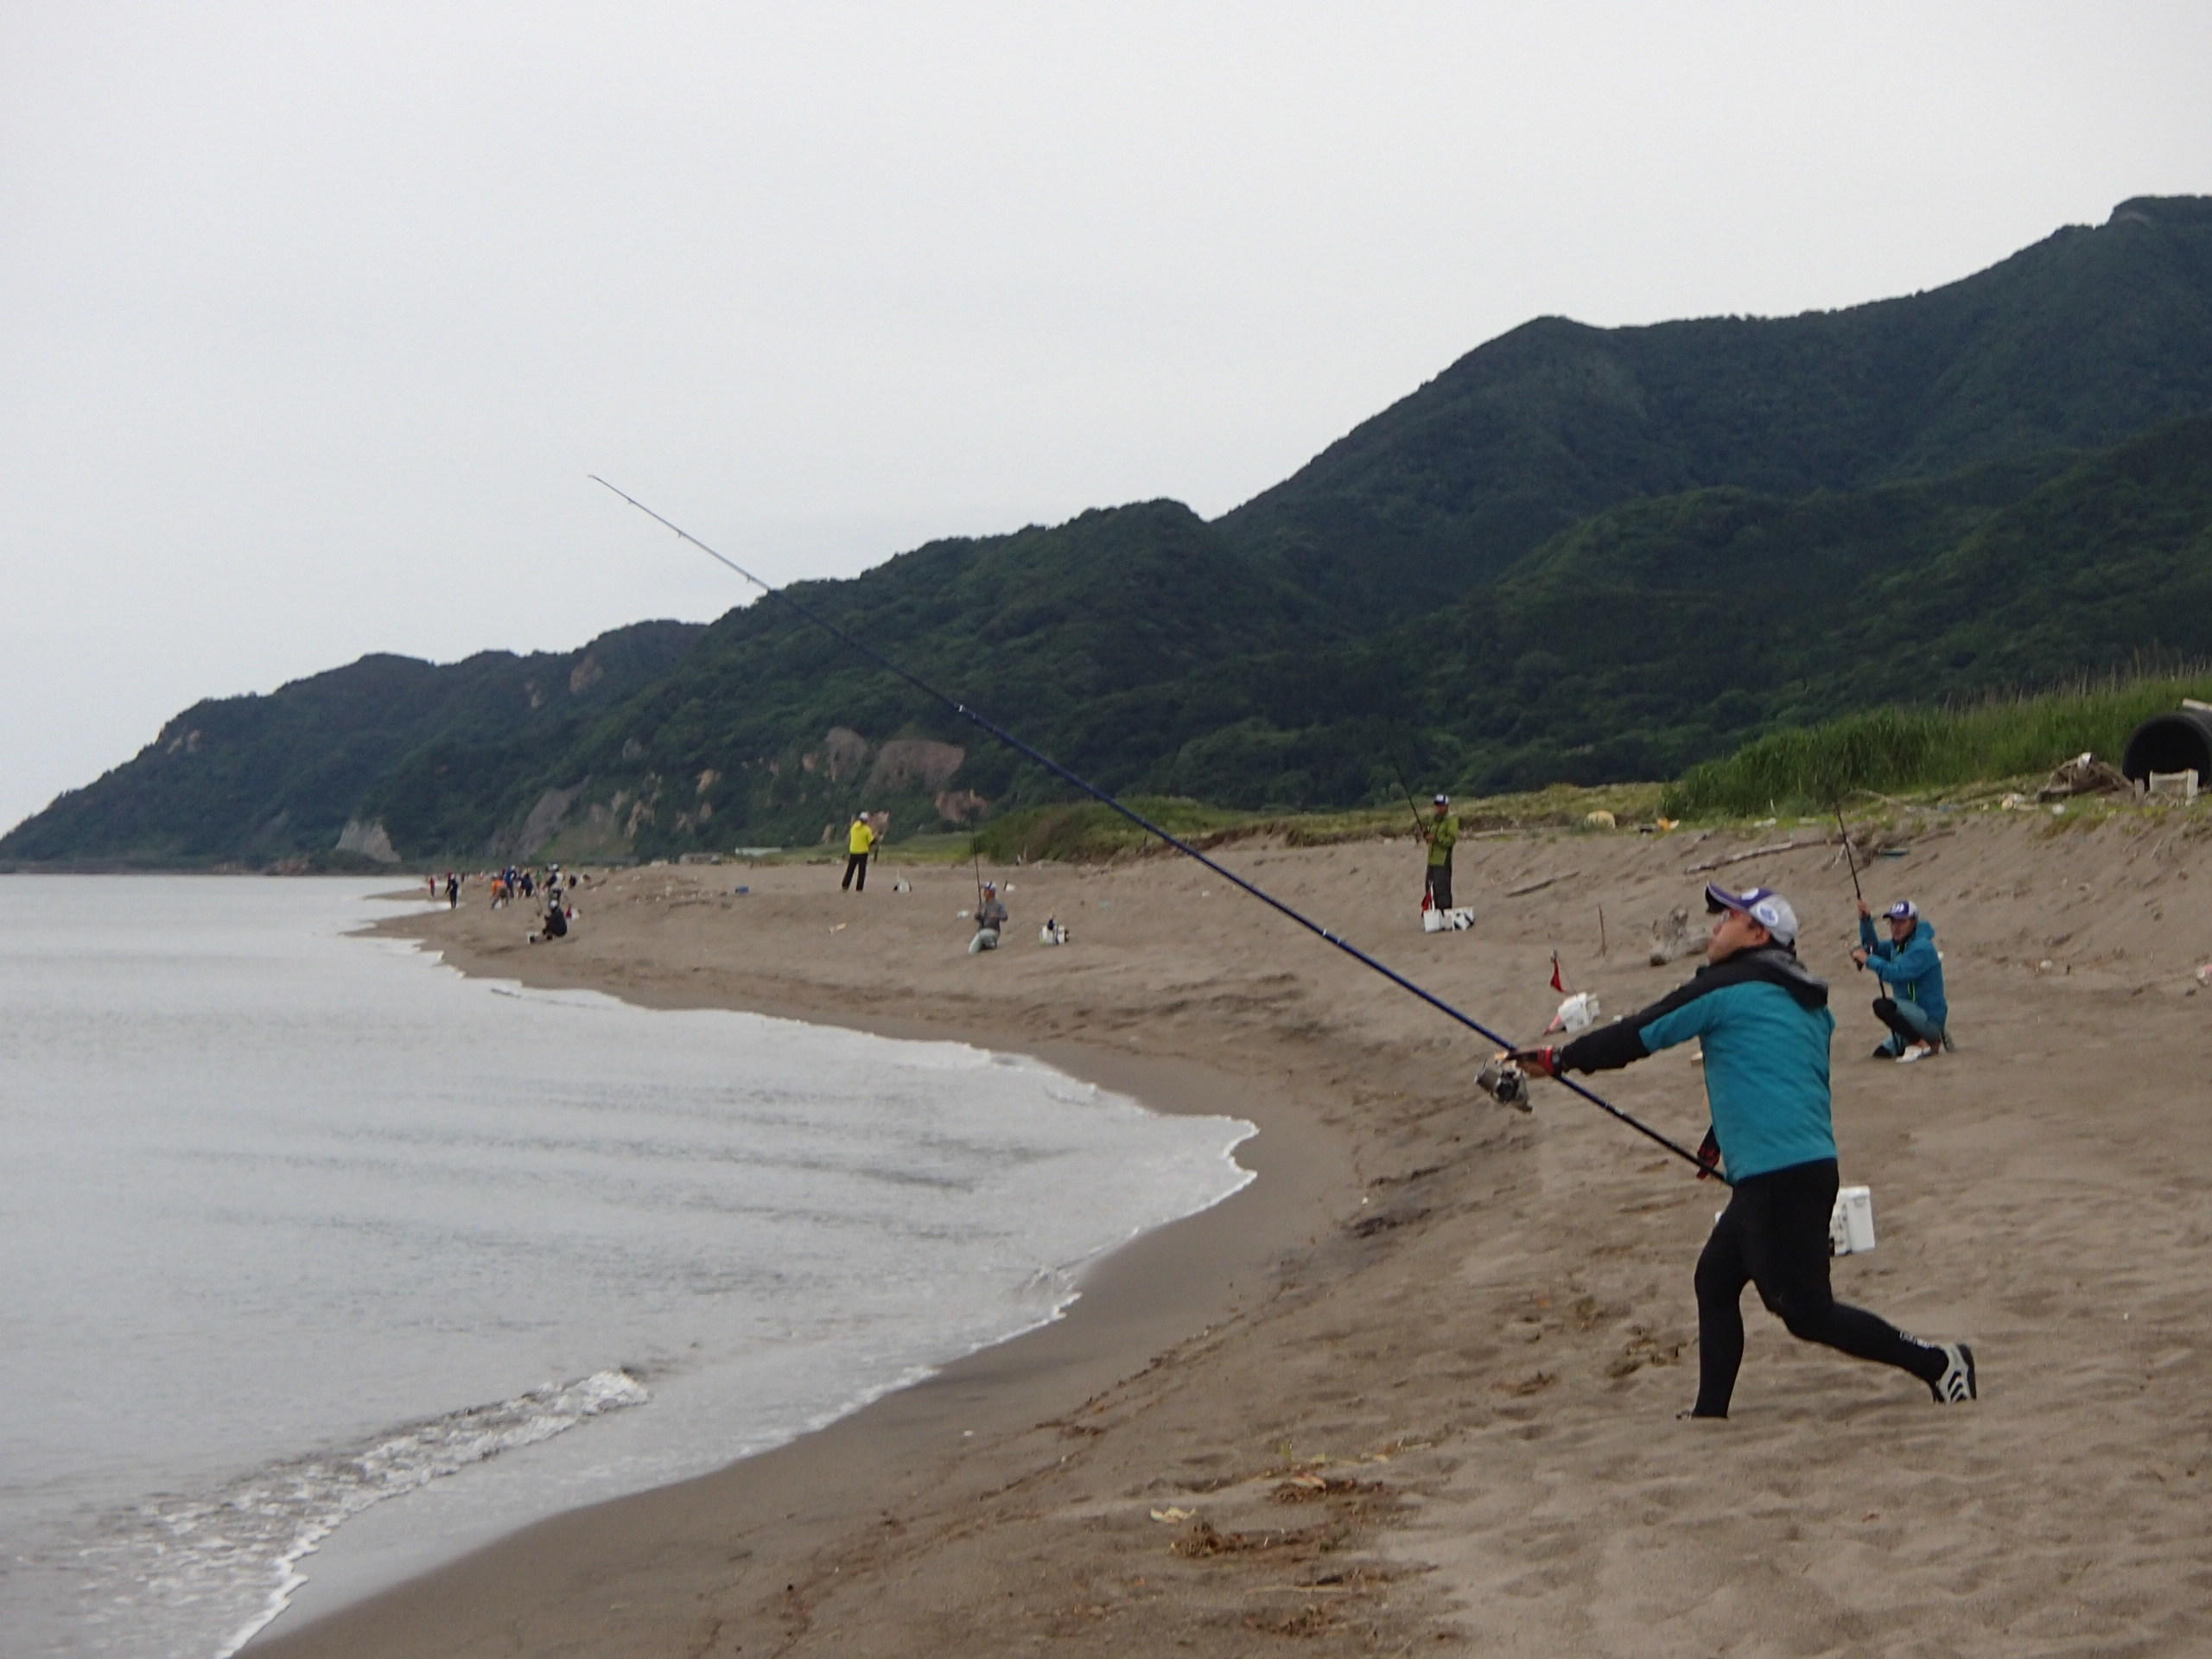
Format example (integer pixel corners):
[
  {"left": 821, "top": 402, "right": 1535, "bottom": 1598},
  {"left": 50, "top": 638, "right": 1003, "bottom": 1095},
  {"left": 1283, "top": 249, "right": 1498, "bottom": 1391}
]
[{"left": 1475, "top": 1055, "right": 1531, "bottom": 1113}]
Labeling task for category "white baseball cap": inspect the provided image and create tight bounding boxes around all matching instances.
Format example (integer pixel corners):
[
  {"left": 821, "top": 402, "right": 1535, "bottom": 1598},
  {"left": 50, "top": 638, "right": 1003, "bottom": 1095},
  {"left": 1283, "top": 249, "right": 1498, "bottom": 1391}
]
[{"left": 1704, "top": 883, "right": 1799, "bottom": 946}]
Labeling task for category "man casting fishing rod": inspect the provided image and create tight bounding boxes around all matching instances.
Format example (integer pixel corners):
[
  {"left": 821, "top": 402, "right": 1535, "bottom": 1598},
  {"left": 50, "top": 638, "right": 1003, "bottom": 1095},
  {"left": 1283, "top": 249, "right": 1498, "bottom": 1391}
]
[{"left": 1510, "top": 883, "right": 1977, "bottom": 1418}]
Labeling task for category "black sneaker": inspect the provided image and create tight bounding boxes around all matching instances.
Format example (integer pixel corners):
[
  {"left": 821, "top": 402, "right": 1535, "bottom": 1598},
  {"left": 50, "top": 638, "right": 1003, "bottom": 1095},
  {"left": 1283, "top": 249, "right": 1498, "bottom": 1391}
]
[
  {"left": 1872, "top": 1041, "right": 1901, "bottom": 1059},
  {"left": 1929, "top": 1342, "right": 1977, "bottom": 1404}
]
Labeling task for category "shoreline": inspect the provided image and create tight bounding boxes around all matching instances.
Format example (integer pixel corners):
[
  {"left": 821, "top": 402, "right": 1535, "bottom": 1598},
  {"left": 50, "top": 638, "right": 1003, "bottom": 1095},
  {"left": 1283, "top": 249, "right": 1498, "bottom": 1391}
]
[{"left": 248, "top": 887, "right": 1369, "bottom": 1656}]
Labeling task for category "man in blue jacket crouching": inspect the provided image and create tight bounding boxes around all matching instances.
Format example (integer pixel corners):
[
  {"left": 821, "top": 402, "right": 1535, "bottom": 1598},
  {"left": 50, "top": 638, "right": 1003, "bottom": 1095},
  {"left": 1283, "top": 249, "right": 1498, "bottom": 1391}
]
[
  {"left": 1853, "top": 898, "right": 1949, "bottom": 1061},
  {"left": 1511, "top": 883, "right": 1977, "bottom": 1418}
]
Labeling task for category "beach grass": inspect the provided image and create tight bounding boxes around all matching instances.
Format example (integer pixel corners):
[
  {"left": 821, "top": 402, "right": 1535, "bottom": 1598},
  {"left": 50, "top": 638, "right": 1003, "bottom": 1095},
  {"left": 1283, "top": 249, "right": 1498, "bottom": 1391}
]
[{"left": 1659, "top": 667, "right": 2212, "bottom": 819}]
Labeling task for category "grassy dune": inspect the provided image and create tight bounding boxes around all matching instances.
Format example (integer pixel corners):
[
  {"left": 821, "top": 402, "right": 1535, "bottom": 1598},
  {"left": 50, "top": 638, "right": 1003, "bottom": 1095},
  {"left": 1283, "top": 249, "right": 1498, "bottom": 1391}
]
[{"left": 1660, "top": 668, "right": 2212, "bottom": 818}]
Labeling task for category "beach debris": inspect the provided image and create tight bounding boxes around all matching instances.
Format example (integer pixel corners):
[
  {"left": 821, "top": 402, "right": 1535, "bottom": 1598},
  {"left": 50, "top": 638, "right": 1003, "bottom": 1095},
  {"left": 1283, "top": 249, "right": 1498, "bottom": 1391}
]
[
  {"left": 1495, "top": 1370, "right": 1557, "bottom": 1396},
  {"left": 1350, "top": 1202, "right": 1430, "bottom": 1237},
  {"left": 1171, "top": 1518, "right": 1332, "bottom": 1558},
  {"left": 1149, "top": 1506, "right": 1197, "bottom": 1523},
  {"left": 1271, "top": 1473, "right": 1383, "bottom": 1504},
  {"left": 1505, "top": 870, "right": 1579, "bottom": 897},
  {"left": 892, "top": 877, "right": 912, "bottom": 893},
  {"left": 1684, "top": 836, "right": 1822, "bottom": 874},
  {"left": 1649, "top": 906, "right": 1697, "bottom": 966},
  {"left": 1546, "top": 992, "right": 1601, "bottom": 1033},
  {"left": 2037, "top": 751, "right": 2130, "bottom": 800},
  {"left": 1583, "top": 810, "right": 1617, "bottom": 830},
  {"left": 1422, "top": 904, "right": 1476, "bottom": 931},
  {"left": 2193, "top": 963, "right": 2212, "bottom": 987}
]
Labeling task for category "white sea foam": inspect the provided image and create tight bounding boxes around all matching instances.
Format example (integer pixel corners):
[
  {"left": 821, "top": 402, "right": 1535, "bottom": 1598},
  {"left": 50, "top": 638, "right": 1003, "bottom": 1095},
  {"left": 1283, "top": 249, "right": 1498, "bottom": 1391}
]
[{"left": 51, "top": 1370, "right": 650, "bottom": 1659}]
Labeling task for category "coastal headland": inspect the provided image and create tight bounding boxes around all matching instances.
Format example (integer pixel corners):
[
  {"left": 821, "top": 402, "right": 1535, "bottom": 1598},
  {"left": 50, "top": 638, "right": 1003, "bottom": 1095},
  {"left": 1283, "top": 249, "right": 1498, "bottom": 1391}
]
[{"left": 255, "top": 811, "right": 2212, "bottom": 1656}]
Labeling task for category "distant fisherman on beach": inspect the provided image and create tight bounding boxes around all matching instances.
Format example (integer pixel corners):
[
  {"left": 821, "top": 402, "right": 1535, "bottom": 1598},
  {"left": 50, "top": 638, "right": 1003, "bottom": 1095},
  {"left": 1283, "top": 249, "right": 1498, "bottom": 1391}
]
[
  {"left": 842, "top": 812, "right": 875, "bottom": 893},
  {"left": 1511, "top": 883, "right": 1978, "bottom": 1418},
  {"left": 1424, "top": 794, "right": 1459, "bottom": 910},
  {"left": 969, "top": 882, "right": 1007, "bottom": 954}
]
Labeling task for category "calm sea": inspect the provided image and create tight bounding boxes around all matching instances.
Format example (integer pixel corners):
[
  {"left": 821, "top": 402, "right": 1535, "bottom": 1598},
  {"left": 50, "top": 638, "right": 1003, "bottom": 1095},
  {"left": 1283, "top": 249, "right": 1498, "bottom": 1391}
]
[{"left": 0, "top": 877, "right": 1253, "bottom": 1658}]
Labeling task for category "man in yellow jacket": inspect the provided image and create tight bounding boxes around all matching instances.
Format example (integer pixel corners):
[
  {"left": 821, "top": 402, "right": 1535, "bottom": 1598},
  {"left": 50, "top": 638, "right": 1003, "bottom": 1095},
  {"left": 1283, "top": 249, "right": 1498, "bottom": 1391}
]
[{"left": 842, "top": 812, "right": 876, "bottom": 892}]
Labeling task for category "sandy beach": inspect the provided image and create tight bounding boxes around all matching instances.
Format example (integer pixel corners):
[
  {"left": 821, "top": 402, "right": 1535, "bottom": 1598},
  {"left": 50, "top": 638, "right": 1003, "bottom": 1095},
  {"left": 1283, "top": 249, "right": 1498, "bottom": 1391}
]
[{"left": 251, "top": 809, "right": 2212, "bottom": 1656}]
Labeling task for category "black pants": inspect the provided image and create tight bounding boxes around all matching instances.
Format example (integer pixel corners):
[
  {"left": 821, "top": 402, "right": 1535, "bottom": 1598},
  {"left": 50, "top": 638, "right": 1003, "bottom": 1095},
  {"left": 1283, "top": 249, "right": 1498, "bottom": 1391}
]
[
  {"left": 1425, "top": 857, "right": 1452, "bottom": 910},
  {"left": 842, "top": 852, "right": 868, "bottom": 891},
  {"left": 1692, "top": 1159, "right": 1940, "bottom": 1416},
  {"left": 1872, "top": 995, "right": 1945, "bottom": 1051}
]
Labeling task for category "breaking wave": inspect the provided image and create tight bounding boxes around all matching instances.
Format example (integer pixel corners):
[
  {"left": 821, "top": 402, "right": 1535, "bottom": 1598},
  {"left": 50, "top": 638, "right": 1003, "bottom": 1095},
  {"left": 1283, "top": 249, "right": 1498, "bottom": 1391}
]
[{"left": 61, "top": 1370, "right": 647, "bottom": 1659}]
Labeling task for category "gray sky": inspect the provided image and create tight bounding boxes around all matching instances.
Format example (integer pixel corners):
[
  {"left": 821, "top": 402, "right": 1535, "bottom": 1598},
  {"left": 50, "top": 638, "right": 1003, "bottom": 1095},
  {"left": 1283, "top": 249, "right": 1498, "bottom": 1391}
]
[{"left": 4, "top": 1, "right": 2208, "bottom": 836}]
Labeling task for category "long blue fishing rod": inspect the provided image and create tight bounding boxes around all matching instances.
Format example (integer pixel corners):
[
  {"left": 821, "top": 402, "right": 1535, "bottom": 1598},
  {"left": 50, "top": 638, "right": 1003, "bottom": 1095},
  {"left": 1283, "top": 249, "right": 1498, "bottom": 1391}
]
[{"left": 592, "top": 477, "right": 1719, "bottom": 1179}]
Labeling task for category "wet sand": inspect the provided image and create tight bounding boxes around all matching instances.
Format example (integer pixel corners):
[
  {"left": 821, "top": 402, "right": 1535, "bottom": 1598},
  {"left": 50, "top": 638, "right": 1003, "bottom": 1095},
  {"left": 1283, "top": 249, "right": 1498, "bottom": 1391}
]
[{"left": 253, "top": 810, "right": 2212, "bottom": 1656}]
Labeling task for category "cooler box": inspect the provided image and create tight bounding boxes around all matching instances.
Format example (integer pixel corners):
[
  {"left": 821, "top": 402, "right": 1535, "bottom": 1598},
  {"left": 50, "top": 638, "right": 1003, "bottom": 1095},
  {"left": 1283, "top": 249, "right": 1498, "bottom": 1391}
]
[{"left": 1828, "top": 1185, "right": 1877, "bottom": 1255}]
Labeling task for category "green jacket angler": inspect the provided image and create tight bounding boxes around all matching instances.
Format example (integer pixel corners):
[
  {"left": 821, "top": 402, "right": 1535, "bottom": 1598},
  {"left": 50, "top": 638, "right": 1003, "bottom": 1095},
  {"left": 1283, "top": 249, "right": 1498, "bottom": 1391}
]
[{"left": 1427, "top": 813, "right": 1459, "bottom": 868}]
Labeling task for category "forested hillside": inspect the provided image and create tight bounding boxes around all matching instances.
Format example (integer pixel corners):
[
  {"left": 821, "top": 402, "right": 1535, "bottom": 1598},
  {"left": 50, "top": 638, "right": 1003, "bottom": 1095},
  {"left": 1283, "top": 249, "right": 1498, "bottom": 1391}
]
[
  {"left": 1, "top": 623, "right": 699, "bottom": 866},
  {"left": 1220, "top": 195, "right": 2212, "bottom": 613},
  {"left": 8, "top": 197, "right": 2211, "bottom": 868}
]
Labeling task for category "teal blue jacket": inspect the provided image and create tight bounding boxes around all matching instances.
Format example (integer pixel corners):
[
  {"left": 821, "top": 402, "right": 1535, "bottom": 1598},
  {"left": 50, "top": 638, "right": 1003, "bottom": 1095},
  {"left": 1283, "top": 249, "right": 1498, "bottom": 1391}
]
[
  {"left": 1859, "top": 915, "right": 1947, "bottom": 1029},
  {"left": 1555, "top": 945, "right": 1837, "bottom": 1181}
]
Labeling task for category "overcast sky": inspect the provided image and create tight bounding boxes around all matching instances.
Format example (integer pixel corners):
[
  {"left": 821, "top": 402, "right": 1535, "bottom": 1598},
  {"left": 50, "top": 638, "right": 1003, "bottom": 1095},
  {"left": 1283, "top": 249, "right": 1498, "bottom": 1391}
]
[{"left": 3, "top": 2, "right": 2207, "bottom": 836}]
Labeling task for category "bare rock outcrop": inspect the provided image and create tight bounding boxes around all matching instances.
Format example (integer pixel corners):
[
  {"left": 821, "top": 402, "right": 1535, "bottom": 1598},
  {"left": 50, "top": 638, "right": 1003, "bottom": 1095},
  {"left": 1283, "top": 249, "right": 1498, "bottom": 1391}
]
[{"left": 334, "top": 817, "right": 400, "bottom": 864}]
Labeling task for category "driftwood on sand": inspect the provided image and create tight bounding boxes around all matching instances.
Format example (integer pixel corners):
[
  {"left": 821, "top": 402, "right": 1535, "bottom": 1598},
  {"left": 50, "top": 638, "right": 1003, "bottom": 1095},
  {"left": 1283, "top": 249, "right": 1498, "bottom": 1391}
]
[
  {"left": 1648, "top": 906, "right": 1698, "bottom": 966},
  {"left": 1682, "top": 836, "right": 1827, "bottom": 874},
  {"left": 1505, "top": 870, "right": 1580, "bottom": 898}
]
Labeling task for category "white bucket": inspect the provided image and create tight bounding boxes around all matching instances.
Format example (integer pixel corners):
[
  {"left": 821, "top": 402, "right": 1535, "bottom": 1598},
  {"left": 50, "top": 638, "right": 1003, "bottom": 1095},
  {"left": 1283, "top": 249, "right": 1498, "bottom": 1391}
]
[
  {"left": 1548, "top": 991, "right": 1601, "bottom": 1033},
  {"left": 1714, "top": 1183, "right": 1876, "bottom": 1255},
  {"left": 1829, "top": 1185, "right": 1877, "bottom": 1255}
]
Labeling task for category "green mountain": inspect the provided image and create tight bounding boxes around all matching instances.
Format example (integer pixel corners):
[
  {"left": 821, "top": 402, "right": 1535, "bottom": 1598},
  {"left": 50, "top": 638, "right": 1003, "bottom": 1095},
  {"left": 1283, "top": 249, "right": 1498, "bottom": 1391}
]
[
  {"left": 1402, "top": 411, "right": 2212, "bottom": 787},
  {"left": 1, "top": 622, "right": 699, "bottom": 867},
  {"left": 1221, "top": 195, "right": 2212, "bottom": 613},
  {"left": 9, "top": 197, "right": 2212, "bottom": 867}
]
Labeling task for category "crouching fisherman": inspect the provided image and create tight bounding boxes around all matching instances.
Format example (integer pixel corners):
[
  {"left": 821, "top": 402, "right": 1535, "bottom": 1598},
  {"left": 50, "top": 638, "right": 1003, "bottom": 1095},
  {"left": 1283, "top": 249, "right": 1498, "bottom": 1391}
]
[
  {"left": 528, "top": 894, "right": 570, "bottom": 944},
  {"left": 1852, "top": 899, "right": 1949, "bottom": 1061},
  {"left": 969, "top": 883, "right": 1007, "bottom": 954},
  {"left": 1511, "top": 884, "right": 1976, "bottom": 1418}
]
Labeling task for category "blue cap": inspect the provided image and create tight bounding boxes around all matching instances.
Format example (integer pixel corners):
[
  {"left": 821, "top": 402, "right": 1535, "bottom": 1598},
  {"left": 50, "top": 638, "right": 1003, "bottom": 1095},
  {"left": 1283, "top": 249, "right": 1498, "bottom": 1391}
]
[{"left": 1704, "top": 883, "right": 1799, "bottom": 945}]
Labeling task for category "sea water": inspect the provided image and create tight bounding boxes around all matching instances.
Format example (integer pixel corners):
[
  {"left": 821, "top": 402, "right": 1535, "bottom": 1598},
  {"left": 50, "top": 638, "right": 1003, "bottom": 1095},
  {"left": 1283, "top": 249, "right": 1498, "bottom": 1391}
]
[{"left": 0, "top": 877, "right": 1255, "bottom": 1658}]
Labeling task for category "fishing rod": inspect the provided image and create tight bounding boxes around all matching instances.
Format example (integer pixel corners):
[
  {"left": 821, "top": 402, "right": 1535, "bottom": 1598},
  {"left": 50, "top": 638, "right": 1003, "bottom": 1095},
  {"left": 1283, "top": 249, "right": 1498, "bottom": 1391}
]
[
  {"left": 591, "top": 477, "right": 1719, "bottom": 1179},
  {"left": 1836, "top": 801, "right": 1866, "bottom": 971},
  {"left": 1385, "top": 758, "right": 1428, "bottom": 841},
  {"left": 1835, "top": 802, "right": 1866, "bottom": 907}
]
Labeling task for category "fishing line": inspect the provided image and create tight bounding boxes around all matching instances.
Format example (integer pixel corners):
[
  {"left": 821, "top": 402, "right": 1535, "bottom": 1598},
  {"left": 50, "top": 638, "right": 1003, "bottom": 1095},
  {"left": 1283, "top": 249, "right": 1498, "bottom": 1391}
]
[{"left": 592, "top": 477, "right": 1719, "bottom": 1179}]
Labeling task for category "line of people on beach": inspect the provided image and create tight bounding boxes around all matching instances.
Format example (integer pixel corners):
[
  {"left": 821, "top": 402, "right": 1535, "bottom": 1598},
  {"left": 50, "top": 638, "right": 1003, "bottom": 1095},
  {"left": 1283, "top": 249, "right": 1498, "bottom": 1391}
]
[
  {"left": 831, "top": 788, "right": 1974, "bottom": 1415},
  {"left": 424, "top": 863, "right": 585, "bottom": 943}
]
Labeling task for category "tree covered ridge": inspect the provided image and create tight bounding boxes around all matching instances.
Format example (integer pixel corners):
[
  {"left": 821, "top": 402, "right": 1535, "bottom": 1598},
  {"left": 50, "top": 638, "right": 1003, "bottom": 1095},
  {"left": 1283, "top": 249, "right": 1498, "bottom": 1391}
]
[
  {"left": 1221, "top": 194, "right": 2212, "bottom": 611},
  {"left": 7, "top": 199, "right": 2212, "bottom": 867},
  {"left": 1, "top": 621, "right": 701, "bottom": 865}
]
